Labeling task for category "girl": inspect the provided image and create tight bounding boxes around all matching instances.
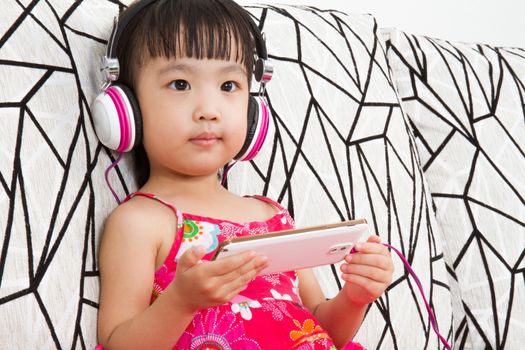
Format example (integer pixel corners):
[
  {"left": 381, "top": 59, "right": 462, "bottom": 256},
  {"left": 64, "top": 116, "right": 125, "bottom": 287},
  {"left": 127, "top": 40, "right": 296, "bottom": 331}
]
[{"left": 95, "top": 0, "right": 394, "bottom": 349}]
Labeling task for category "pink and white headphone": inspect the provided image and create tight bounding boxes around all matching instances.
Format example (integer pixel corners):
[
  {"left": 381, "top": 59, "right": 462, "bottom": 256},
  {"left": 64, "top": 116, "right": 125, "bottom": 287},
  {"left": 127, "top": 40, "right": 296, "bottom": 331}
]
[{"left": 91, "top": 0, "right": 273, "bottom": 161}]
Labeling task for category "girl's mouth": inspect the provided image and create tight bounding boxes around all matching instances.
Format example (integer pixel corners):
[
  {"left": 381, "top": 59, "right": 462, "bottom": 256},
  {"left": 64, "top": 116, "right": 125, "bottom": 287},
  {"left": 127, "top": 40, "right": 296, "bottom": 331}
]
[{"left": 190, "top": 133, "right": 221, "bottom": 146}]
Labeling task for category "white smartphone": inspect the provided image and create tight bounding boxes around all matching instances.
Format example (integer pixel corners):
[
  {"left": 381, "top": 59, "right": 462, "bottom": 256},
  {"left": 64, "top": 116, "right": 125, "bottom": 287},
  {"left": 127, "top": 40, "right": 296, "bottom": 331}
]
[{"left": 212, "top": 219, "right": 368, "bottom": 274}]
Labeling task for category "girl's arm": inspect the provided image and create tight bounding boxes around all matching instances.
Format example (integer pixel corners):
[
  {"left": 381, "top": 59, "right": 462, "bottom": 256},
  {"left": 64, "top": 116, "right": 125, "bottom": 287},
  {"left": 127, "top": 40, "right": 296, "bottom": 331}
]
[
  {"left": 97, "top": 201, "right": 268, "bottom": 350},
  {"left": 298, "top": 235, "right": 393, "bottom": 348},
  {"left": 97, "top": 202, "right": 193, "bottom": 349}
]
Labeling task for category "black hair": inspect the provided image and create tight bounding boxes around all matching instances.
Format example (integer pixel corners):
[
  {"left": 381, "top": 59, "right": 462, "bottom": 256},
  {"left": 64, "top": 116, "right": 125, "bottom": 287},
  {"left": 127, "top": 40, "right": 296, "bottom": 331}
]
[{"left": 115, "top": 0, "right": 257, "bottom": 187}]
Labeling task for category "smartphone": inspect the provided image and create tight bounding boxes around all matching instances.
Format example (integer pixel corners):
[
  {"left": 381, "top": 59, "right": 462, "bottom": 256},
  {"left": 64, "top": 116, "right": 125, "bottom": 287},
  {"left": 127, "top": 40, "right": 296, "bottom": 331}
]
[{"left": 212, "top": 218, "right": 368, "bottom": 274}]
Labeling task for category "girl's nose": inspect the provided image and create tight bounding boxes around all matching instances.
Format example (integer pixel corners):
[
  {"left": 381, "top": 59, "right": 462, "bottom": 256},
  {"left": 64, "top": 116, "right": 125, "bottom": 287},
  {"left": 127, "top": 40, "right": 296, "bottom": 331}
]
[
  {"left": 193, "top": 101, "right": 221, "bottom": 122},
  {"left": 195, "top": 111, "right": 220, "bottom": 121}
]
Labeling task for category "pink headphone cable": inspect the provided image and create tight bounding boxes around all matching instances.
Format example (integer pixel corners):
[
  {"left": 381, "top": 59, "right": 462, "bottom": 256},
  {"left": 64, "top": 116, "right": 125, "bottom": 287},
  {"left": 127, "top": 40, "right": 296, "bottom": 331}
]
[
  {"left": 221, "top": 160, "right": 238, "bottom": 186},
  {"left": 365, "top": 243, "right": 453, "bottom": 349},
  {"left": 104, "top": 152, "right": 124, "bottom": 204}
]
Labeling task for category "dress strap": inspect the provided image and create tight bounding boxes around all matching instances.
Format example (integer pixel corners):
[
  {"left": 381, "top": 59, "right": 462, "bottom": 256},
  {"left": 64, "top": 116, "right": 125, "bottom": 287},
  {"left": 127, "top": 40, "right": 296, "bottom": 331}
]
[{"left": 124, "top": 192, "right": 184, "bottom": 266}]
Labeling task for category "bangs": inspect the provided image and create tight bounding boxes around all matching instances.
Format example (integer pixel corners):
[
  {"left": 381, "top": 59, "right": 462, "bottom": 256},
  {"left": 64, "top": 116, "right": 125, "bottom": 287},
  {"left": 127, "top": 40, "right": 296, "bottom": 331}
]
[{"left": 118, "top": 0, "right": 256, "bottom": 86}]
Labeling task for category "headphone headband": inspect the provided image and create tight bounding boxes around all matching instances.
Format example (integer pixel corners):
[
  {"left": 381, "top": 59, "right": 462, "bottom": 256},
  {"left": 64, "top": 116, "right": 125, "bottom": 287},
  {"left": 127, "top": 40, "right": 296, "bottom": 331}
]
[
  {"left": 102, "top": 0, "right": 272, "bottom": 85},
  {"left": 106, "top": 0, "right": 157, "bottom": 59}
]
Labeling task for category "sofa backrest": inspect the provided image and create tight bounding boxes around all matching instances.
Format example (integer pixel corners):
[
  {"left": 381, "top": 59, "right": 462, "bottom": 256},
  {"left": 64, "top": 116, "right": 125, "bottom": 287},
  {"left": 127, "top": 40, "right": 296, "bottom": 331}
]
[
  {"left": 387, "top": 29, "right": 525, "bottom": 349},
  {"left": 0, "top": 1, "right": 455, "bottom": 348},
  {"left": 228, "top": 5, "right": 454, "bottom": 348}
]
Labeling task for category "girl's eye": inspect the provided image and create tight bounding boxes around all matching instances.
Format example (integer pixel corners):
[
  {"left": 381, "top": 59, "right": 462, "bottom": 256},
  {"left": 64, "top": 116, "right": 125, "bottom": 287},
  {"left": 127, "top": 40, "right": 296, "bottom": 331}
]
[
  {"left": 221, "top": 81, "right": 238, "bottom": 92},
  {"left": 169, "top": 80, "right": 190, "bottom": 91}
]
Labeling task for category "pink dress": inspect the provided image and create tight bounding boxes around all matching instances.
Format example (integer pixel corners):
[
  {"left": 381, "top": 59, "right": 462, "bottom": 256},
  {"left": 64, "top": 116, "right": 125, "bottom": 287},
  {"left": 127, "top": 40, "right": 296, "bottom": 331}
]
[{"left": 117, "top": 192, "right": 364, "bottom": 350}]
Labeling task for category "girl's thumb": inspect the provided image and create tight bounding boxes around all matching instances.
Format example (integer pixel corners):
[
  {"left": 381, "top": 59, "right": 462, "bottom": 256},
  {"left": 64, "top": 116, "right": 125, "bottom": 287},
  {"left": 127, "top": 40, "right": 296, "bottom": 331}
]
[{"left": 178, "top": 246, "right": 206, "bottom": 269}]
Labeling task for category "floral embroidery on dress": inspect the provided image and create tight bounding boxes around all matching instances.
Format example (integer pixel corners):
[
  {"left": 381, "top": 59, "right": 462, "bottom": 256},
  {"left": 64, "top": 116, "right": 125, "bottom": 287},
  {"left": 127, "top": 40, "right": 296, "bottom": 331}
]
[
  {"left": 220, "top": 222, "right": 245, "bottom": 241},
  {"left": 132, "top": 193, "right": 339, "bottom": 349},
  {"left": 261, "top": 299, "right": 293, "bottom": 321},
  {"left": 247, "top": 226, "right": 269, "bottom": 236},
  {"left": 175, "top": 220, "right": 219, "bottom": 260},
  {"left": 177, "top": 308, "right": 261, "bottom": 350},
  {"left": 151, "top": 264, "right": 172, "bottom": 303},
  {"left": 230, "top": 295, "right": 262, "bottom": 321},
  {"left": 290, "top": 319, "right": 331, "bottom": 348},
  {"left": 261, "top": 273, "right": 282, "bottom": 286},
  {"left": 270, "top": 288, "right": 293, "bottom": 301},
  {"left": 291, "top": 276, "right": 300, "bottom": 296}
]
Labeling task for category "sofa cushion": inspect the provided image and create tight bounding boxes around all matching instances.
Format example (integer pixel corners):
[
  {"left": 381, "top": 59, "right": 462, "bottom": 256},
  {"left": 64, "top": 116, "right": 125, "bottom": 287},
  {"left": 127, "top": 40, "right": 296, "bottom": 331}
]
[
  {"left": 229, "top": 5, "right": 453, "bottom": 349},
  {"left": 387, "top": 29, "right": 525, "bottom": 349},
  {"left": 0, "top": 0, "right": 135, "bottom": 348},
  {"left": 0, "top": 1, "right": 452, "bottom": 349}
]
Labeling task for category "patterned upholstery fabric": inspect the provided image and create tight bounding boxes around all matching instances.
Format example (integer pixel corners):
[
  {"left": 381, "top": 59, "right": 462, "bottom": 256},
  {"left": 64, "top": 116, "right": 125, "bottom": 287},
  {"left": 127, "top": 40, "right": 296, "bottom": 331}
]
[
  {"left": 0, "top": 1, "right": 134, "bottom": 348},
  {"left": 0, "top": 1, "right": 456, "bottom": 349},
  {"left": 387, "top": 30, "right": 525, "bottom": 349},
  {"left": 229, "top": 5, "right": 453, "bottom": 349}
]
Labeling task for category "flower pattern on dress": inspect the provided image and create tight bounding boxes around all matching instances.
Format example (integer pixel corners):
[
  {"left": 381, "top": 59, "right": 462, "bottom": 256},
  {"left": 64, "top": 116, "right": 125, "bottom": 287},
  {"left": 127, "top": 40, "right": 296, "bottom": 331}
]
[
  {"left": 177, "top": 308, "right": 261, "bottom": 350},
  {"left": 141, "top": 193, "right": 337, "bottom": 349},
  {"left": 261, "top": 273, "right": 282, "bottom": 286},
  {"left": 151, "top": 264, "right": 173, "bottom": 303},
  {"left": 175, "top": 220, "right": 219, "bottom": 260},
  {"left": 291, "top": 275, "right": 300, "bottom": 296},
  {"left": 247, "top": 226, "right": 269, "bottom": 236},
  {"left": 270, "top": 288, "right": 293, "bottom": 301},
  {"left": 230, "top": 295, "right": 262, "bottom": 321},
  {"left": 220, "top": 222, "right": 245, "bottom": 241},
  {"left": 261, "top": 299, "right": 293, "bottom": 321},
  {"left": 290, "top": 319, "right": 329, "bottom": 344}
]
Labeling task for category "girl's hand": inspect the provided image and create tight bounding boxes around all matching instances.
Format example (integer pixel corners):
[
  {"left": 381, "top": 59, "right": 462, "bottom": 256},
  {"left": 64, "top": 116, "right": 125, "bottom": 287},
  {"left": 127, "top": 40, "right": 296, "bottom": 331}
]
[
  {"left": 168, "top": 246, "right": 268, "bottom": 313},
  {"left": 340, "top": 235, "right": 394, "bottom": 306}
]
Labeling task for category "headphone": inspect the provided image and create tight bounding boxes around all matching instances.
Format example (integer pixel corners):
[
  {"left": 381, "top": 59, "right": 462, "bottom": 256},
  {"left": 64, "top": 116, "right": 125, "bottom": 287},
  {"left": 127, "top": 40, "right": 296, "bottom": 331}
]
[{"left": 91, "top": 0, "right": 273, "bottom": 161}]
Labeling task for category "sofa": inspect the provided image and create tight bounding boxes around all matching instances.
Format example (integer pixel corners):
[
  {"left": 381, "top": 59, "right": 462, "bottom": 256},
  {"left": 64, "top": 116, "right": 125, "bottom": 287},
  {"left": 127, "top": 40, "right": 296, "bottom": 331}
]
[{"left": 0, "top": 1, "right": 523, "bottom": 349}]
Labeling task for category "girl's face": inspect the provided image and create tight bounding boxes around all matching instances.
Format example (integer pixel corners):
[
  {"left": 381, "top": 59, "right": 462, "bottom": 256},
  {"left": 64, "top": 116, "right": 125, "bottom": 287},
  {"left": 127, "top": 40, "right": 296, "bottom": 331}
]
[{"left": 135, "top": 55, "right": 249, "bottom": 179}]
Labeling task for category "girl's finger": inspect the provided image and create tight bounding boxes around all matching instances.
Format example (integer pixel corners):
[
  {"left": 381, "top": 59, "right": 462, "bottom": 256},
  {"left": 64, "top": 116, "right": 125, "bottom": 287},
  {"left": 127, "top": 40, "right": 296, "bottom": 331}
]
[
  {"left": 215, "top": 261, "right": 267, "bottom": 299},
  {"left": 344, "top": 252, "right": 393, "bottom": 271},
  {"left": 207, "top": 250, "right": 259, "bottom": 276},
  {"left": 217, "top": 255, "right": 268, "bottom": 285},
  {"left": 366, "top": 235, "right": 382, "bottom": 243},
  {"left": 352, "top": 241, "right": 389, "bottom": 255},
  {"left": 340, "top": 273, "right": 385, "bottom": 296},
  {"left": 341, "top": 264, "right": 392, "bottom": 283}
]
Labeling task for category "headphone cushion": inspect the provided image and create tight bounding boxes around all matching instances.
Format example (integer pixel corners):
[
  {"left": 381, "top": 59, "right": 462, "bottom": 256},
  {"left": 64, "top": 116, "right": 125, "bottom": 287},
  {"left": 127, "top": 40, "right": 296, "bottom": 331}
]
[
  {"left": 235, "top": 96, "right": 271, "bottom": 161},
  {"left": 234, "top": 96, "right": 259, "bottom": 160},
  {"left": 246, "top": 96, "right": 259, "bottom": 144},
  {"left": 113, "top": 83, "right": 142, "bottom": 150}
]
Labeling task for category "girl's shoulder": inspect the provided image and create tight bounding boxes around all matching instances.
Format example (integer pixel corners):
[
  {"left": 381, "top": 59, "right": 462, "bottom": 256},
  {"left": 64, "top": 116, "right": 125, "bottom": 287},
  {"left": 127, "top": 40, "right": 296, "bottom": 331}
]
[
  {"left": 101, "top": 195, "right": 178, "bottom": 251},
  {"left": 108, "top": 194, "right": 177, "bottom": 228}
]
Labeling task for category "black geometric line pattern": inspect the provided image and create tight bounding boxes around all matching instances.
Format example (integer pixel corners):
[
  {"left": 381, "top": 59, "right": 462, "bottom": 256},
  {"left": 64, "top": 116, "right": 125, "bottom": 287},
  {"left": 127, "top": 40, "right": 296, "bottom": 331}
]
[
  {"left": 230, "top": 5, "right": 453, "bottom": 349},
  {"left": 387, "top": 30, "right": 525, "bottom": 349},
  {"left": 1, "top": 1, "right": 452, "bottom": 349},
  {"left": 0, "top": 0, "right": 134, "bottom": 348}
]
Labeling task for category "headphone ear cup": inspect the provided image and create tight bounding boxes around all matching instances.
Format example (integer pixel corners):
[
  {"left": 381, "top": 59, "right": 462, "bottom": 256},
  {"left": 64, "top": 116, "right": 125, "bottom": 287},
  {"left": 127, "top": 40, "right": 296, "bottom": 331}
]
[
  {"left": 234, "top": 96, "right": 257, "bottom": 161},
  {"left": 91, "top": 83, "right": 142, "bottom": 152},
  {"left": 115, "top": 83, "right": 142, "bottom": 150},
  {"left": 234, "top": 95, "right": 271, "bottom": 161}
]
